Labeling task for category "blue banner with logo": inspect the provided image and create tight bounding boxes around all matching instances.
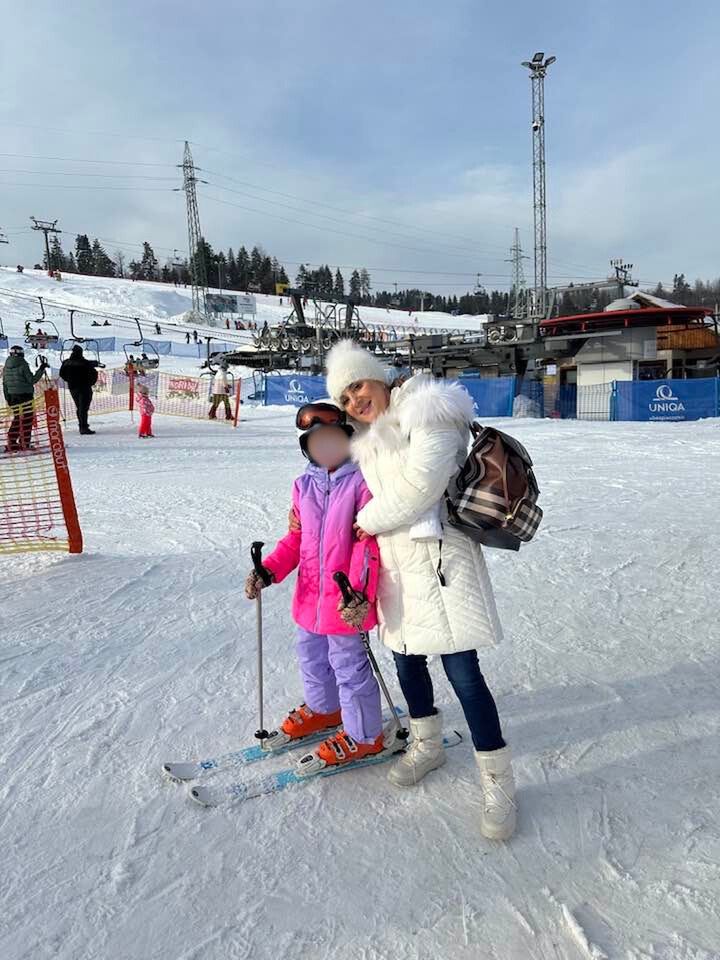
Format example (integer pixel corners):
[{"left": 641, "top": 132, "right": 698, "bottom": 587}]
[
  {"left": 263, "top": 374, "right": 327, "bottom": 407},
  {"left": 460, "top": 375, "right": 516, "bottom": 417},
  {"left": 614, "top": 378, "right": 719, "bottom": 421}
]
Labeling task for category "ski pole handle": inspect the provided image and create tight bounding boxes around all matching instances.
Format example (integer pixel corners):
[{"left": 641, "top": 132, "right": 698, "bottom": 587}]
[
  {"left": 333, "top": 571, "right": 357, "bottom": 606},
  {"left": 251, "top": 541, "right": 272, "bottom": 586}
]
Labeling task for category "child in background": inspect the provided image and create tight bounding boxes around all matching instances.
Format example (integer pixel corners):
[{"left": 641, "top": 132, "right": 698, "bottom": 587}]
[
  {"left": 245, "top": 402, "right": 389, "bottom": 767},
  {"left": 136, "top": 383, "right": 155, "bottom": 438}
]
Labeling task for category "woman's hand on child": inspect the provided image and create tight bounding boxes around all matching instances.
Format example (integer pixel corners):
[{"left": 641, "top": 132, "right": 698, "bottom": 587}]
[
  {"left": 288, "top": 507, "right": 301, "bottom": 533},
  {"left": 245, "top": 570, "right": 273, "bottom": 599},
  {"left": 338, "top": 591, "right": 370, "bottom": 629},
  {"left": 353, "top": 523, "right": 370, "bottom": 541}
]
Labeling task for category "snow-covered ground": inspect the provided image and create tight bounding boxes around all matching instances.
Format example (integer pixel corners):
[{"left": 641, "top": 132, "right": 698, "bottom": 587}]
[{"left": 1, "top": 401, "right": 719, "bottom": 959}]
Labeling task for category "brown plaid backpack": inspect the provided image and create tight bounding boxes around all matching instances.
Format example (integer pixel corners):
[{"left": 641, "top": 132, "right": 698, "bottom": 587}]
[{"left": 445, "top": 423, "right": 543, "bottom": 552}]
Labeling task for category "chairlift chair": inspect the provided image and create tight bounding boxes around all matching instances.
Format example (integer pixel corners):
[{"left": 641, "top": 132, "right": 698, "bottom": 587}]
[
  {"left": 61, "top": 309, "right": 104, "bottom": 366},
  {"left": 122, "top": 318, "right": 160, "bottom": 370},
  {"left": 25, "top": 298, "right": 60, "bottom": 349}
]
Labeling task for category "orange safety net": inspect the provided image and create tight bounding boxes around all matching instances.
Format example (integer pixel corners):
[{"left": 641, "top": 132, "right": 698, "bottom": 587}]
[
  {"left": 54, "top": 368, "right": 242, "bottom": 426},
  {"left": 0, "top": 386, "right": 83, "bottom": 554}
]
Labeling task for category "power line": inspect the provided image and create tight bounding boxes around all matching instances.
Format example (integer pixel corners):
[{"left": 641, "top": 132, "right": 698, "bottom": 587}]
[
  {"left": 203, "top": 167, "right": 526, "bottom": 254},
  {"left": 0, "top": 182, "right": 175, "bottom": 192},
  {"left": 0, "top": 121, "right": 185, "bottom": 144},
  {"left": 0, "top": 152, "right": 176, "bottom": 168},
  {"left": 200, "top": 192, "right": 483, "bottom": 265},
  {"left": 0, "top": 168, "right": 177, "bottom": 181},
  {"left": 204, "top": 179, "right": 499, "bottom": 261}
]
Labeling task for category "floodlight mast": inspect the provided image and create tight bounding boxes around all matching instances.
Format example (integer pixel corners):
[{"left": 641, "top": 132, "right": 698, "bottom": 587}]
[{"left": 521, "top": 52, "right": 556, "bottom": 318}]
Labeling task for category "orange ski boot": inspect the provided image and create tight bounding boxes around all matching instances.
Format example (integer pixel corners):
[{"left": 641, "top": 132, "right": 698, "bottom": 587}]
[
  {"left": 315, "top": 729, "right": 385, "bottom": 766},
  {"left": 269, "top": 704, "right": 341, "bottom": 747}
]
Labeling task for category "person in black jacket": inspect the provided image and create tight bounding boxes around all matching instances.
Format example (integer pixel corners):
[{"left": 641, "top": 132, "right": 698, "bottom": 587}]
[
  {"left": 3, "top": 345, "right": 48, "bottom": 451},
  {"left": 59, "top": 345, "right": 99, "bottom": 435}
]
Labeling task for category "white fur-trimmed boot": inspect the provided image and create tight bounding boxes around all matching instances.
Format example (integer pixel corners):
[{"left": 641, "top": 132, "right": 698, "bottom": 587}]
[
  {"left": 475, "top": 745, "right": 516, "bottom": 840},
  {"left": 387, "top": 711, "right": 446, "bottom": 787}
]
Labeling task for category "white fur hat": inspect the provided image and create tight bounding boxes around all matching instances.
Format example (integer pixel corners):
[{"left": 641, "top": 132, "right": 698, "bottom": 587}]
[{"left": 325, "top": 340, "right": 387, "bottom": 404}]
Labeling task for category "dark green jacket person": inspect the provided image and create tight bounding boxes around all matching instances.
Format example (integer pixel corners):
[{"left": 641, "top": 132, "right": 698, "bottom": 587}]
[{"left": 2, "top": 347, "right": 47, "bottom": 405}]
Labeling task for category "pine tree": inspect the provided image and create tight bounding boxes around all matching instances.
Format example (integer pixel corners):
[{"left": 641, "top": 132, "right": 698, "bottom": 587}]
[
  {"left": 48, "top": 235, "right": 66, "bottom": 272},
  {"left": 333, "top": 268, "right": 345, "bottom": 299},
  {"left": 249, "top": 246, "right": 265, "bottom": 291},
  {"left": 226, "top": 248, "right": 239, "bottom": 289},
  {"left": 359, "top": 268, "right": 371, "bottom": 302},
  {"left": 296, "top": 264, "right": 308, "bottom": 288},
  {"left": 65, "top": 252, "right": 77, "bottom": 273},
  {"left": 672, "top": 273, "right": 691, "bottom": 305},
  {"left": 75, "top": 234, "right": 94, "bottom": 274},
  {"left": 235, "top": 246, "right": 250, "bottom": 290},
  {"left": 139, "top": 242, "right": 159, "bottom": 281},
  {"left": 215, "top": 251, "right": 227, "bottom": 290},
  {"left": 349, "top": 269, "right": 361, "bottom": 300},
  {"left": 115, "top": 251, "right": 126, "bottom": 278},
  {"left": 91, "top": 238, "right": 116, "bottom": 277}
]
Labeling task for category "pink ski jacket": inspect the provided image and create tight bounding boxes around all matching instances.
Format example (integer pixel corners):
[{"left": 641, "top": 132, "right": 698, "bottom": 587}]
[
  {"left": 263, "top": 459, "right": 379, "bottom": 635},
  {"left": 136, "top": 393, "right": 155, "bottom": 416}
]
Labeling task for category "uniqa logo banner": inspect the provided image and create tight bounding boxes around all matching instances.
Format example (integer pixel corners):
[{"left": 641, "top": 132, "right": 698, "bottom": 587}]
[
  {"left": 614, "top": 378, "right": 717, "bottom": 421},
  {"left": 264, "top": 375, "right": 326, "bottom": 407}
]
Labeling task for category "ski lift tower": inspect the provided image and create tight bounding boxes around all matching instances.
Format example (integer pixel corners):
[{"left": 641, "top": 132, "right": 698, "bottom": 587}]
[
  {"left": 506, "top": 227, "right": 530, "bottom": 319},
  {"left": 521, "top": 52, "right": 556, "bottom": 320},
  {"left": 177, "top": 142, "right": 209, "bottom": 322}
]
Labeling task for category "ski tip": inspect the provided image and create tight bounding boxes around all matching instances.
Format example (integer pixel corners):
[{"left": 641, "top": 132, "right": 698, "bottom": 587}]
[
  {"left": 162, "top": 761, "right": 199, "bottom": 782},
  {"left": 189, "top": 784, "right": 217, "bottom": 807}
]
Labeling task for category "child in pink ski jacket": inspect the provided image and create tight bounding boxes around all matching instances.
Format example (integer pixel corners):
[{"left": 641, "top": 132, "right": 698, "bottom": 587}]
[
  {"left": 244, "top": 402, "right": 386, "bottom": 766},
  {"left": 136, "top": 384, "right": 155, "bottom": 438}
]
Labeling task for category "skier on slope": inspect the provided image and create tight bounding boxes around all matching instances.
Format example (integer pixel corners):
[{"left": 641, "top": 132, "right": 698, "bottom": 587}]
[{"left": 244, "top": 402, "right": 387, "bottom": 766}]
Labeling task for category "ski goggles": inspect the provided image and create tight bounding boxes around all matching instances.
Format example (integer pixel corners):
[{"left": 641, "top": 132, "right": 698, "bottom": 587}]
[{"left": 295, "top": 402, "right": 347, "bottom": 431}]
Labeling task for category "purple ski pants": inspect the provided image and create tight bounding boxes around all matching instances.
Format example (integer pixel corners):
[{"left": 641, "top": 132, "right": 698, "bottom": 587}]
[{"left": 295, "top": 628, "right": 383, "bottom": 743}]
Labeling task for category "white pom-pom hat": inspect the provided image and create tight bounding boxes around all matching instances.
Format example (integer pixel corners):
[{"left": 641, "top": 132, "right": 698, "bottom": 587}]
[{"left": 325, "top": 340, "right": 388, "bottom": 405}]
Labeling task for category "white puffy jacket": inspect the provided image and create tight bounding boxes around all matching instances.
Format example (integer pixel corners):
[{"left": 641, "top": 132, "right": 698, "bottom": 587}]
[
  {"left": 213, "top": 369, "right": 229, "bottom": 394},
  {"left": 354, "top": 375, "right": 504, "bottom": 656}
]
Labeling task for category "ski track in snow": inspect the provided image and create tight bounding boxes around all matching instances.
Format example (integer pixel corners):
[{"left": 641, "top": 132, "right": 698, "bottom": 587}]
[{"left": 1, "top": 275, "right": 720, "bottom": 959}]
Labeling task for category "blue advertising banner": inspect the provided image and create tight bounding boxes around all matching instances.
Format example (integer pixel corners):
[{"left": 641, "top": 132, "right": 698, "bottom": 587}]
[
  {"left": 263, "top": 374, "right": 327, "bottom": 407},
  {"left": 460, "top": 376, "right": 516, "bottom": 417},
  {"left": 614, "top": 378, "right": 718, "bottom": 422}
]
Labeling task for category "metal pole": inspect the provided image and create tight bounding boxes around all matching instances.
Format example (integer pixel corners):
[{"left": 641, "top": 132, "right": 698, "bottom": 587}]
[
  {"left": 333, "top": 572, "right": 408, "bottom": 740},
  {"left": 250, "top": 541, "right": 271, "bottom": 745}
]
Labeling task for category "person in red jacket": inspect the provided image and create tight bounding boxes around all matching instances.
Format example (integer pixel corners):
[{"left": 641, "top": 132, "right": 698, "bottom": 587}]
[{"left": 136, "top": 383, "right": 155, "bottom": 438}]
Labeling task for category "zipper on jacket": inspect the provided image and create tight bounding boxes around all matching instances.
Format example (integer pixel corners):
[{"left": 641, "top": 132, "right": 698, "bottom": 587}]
[
  {"left": 314, "top": 472, "right": 331, "bottom": 632},
  {"left": 368, "top": 443, "right": 406, "bottom": 651}
]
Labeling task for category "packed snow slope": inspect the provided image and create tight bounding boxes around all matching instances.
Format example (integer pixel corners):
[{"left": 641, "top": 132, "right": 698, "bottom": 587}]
[
  {"left": 0, "top": 267, "right": 482, "bottom": 363},
  {"left": 1, "top": 406, "right": 719, "bottom": 960}
]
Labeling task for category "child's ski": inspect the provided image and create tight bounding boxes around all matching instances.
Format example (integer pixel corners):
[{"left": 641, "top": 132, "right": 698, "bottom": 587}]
[
  {"left": 161, "top": 707, "right": 407, "bottom": 782},
  {"left": 188, "top": 730, "right": 463, "bottom": 807}
]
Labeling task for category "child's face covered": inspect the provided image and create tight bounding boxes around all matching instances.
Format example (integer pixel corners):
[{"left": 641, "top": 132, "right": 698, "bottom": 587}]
[{"left": 307, "top": 426, "right": 350, "bottom": 470}]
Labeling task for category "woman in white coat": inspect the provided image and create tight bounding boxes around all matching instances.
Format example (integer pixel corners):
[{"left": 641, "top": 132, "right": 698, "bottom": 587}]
[
  {"left": 325, "top": 340, "right": 516, "bottom": 840},
  {"left": 209, "top": 360, "right": 232, "bottom": 420}
]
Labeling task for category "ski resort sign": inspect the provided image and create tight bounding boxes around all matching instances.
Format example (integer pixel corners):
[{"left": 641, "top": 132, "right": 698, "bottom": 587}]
[
  {"left": 648, "top": 383, "right": 685, "bottom": 419},
  {"left": 263, "top": 374, "right": 326, "bottom": 407},
  {"left": 614, "top": 378, "right": 718, "bottom": 421}
]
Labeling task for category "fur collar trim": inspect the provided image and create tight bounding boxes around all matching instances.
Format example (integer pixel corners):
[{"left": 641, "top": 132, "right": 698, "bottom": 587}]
[{"left": 351, "top": 375, "right": 474, "bottom": 461}]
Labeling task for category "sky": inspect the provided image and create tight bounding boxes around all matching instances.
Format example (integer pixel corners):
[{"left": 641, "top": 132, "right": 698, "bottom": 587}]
[{"left": 1, "top": 0, "right": 719, "bottom": 297}]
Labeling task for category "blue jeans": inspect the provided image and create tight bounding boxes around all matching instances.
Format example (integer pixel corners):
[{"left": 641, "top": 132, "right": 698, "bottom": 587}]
[{"left": 392, "top": 649, "right": 505, "bottom": 752}]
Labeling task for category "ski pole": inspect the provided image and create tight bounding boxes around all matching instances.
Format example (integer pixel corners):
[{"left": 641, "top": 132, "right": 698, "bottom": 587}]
[
  {"left": 333, "top": 572, "right": 408, "bottom": 741},
  {"left": 251, "top": 541, "right": 273, "bottom": 746}
]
